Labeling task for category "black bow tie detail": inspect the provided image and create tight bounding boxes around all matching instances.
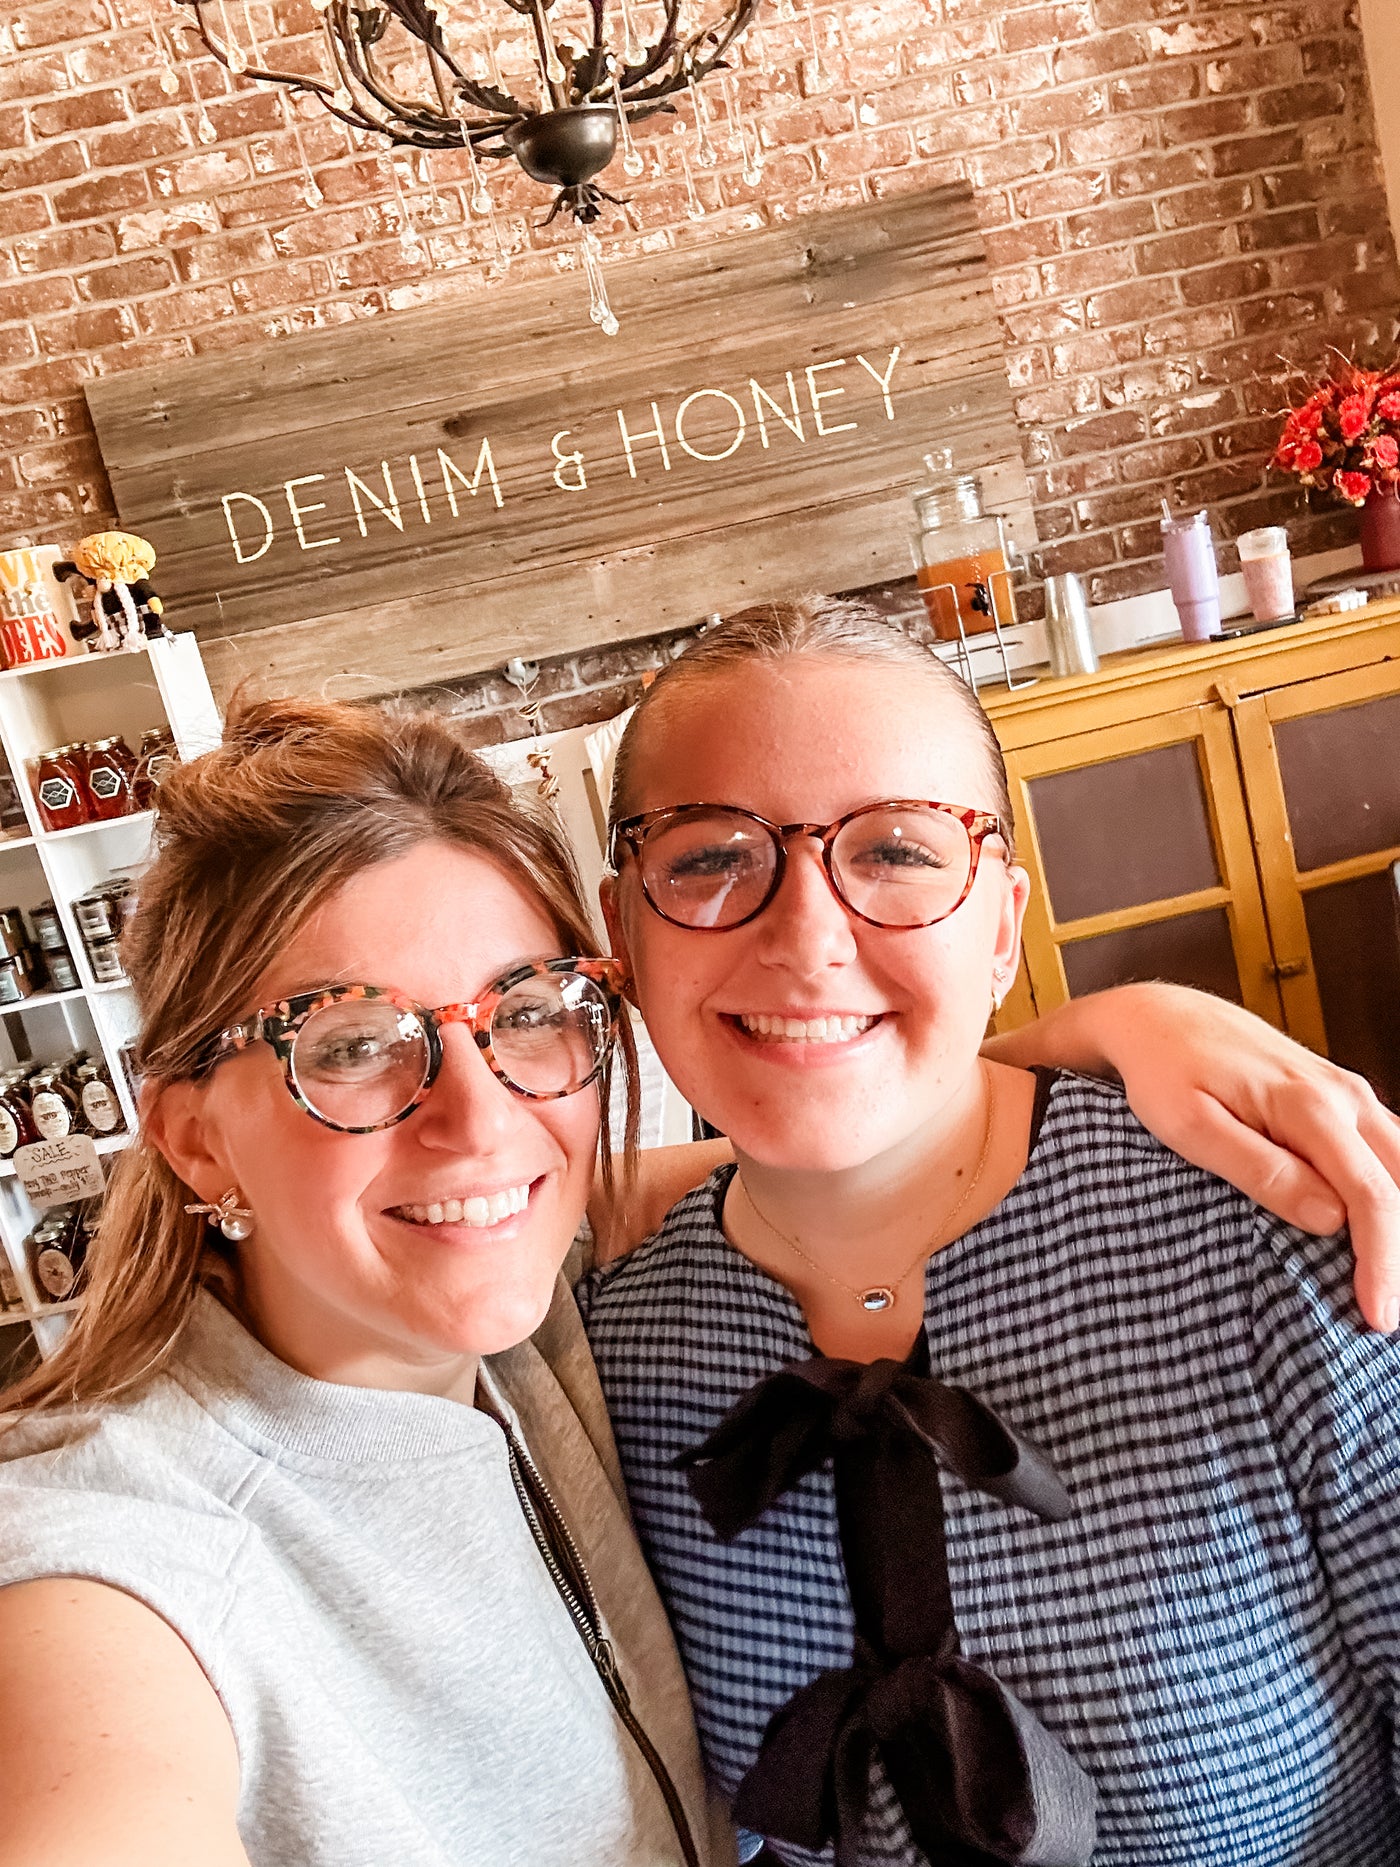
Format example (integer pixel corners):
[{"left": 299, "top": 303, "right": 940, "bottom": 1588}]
[{"left": 677, "top": 1352, "right": 1097, "bottom": 1867}]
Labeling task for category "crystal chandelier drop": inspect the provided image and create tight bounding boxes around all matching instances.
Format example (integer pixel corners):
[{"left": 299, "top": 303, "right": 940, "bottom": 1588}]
[{"left": 172, "top": 0, "right": 768, "bottom": 328}]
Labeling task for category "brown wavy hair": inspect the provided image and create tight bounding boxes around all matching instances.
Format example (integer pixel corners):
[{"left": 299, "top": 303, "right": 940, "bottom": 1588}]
[{"left": 3, "top": 694, "right": 633, "bottom": 1419}]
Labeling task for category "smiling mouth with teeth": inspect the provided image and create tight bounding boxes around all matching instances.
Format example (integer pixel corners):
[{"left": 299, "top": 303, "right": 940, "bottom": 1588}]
[
  {"left": 394, "top": 1183, "right": 533, "bottom": 1228},
  {"left": 736, "top": 1013, "right": 879, "bottom": 1044}
]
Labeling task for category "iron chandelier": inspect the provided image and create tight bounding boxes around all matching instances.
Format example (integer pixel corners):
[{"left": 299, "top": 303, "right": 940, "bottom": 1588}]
[{"left": 174, "top": 0, "right": 766, "bottom": 325}]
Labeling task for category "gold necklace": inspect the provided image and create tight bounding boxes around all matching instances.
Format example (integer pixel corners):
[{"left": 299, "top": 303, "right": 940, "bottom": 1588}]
[{"left": 735, "top": 1069, "right": 998, "bottom": 1314}]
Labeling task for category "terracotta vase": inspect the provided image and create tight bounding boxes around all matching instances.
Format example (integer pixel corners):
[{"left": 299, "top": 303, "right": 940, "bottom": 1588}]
[{"left": 1360, "top": 483, "right": 1400, "bottom": 571}]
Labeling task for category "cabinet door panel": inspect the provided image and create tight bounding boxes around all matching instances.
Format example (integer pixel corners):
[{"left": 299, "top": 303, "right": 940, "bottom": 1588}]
[
  {"left": 1300, "top": 870, "right": 1400, "bottom": 1109},
  {"left": 1028, "top": 740, "right": 1220, "bottom": 922},
  {"left": 1007, "top": 706, "right": 1280, "bottom": 1026},
  {"left": 1273, "top": 688, "right": 1400, "bottom": 870},
  {"left": 1059, "top": 906, "right": 1243, "bottom": 1004},
  {"left": 1235, "top": 659, "right": 1400, "bottom": 1087}
]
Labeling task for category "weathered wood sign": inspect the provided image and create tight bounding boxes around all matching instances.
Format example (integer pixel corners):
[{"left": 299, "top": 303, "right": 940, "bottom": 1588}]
[{"left": 86, "top": 183, "right": 1033, "bottom": 699}]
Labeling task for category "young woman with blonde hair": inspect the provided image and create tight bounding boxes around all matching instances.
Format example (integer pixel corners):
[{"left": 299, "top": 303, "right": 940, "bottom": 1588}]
[
  {"left": 586, "top": 598, "right": 1400, "bottom": 1867},
  {"left": 0, "top": 676, "right": 1393, "bottom": 1867}
]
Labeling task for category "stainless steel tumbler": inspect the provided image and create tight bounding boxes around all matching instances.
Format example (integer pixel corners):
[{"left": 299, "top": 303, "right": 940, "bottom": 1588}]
[{"left": 1043, "top": 573, "right": 1099, "bottom": 677}]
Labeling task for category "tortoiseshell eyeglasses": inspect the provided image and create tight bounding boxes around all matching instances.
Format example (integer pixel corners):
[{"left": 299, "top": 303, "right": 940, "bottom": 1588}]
[{"left": 203, "top": 957, "right": 625, "bottom": 1134}]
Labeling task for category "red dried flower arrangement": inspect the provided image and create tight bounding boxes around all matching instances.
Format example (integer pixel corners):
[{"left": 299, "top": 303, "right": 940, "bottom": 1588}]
[{"left": 1271, "top": 361, "right": 1400, "bottom": 507}]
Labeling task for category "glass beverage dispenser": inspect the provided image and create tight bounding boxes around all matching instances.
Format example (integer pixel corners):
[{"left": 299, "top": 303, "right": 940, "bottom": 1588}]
[{"left": 913, "top": 451, "right": 1019, "bottom": 644}]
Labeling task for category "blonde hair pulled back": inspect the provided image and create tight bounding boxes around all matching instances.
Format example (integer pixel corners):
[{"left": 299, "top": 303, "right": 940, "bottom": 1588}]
[{"left": 3, "top": 694, "right": 629, "bottom": 1419}]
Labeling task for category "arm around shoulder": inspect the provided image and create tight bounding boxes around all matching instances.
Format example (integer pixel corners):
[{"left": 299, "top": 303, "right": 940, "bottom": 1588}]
[
  {"left": 987, "top": 981, "right": 1400, "bottom": 1332},
  {"left": 0, "top": 1576, "right": 249, "bottom": 1867}
]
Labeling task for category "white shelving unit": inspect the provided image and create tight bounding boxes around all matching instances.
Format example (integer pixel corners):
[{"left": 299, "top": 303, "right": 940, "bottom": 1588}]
[{"left": 0, "top": 635, "right": 221, "bottom": 1366}]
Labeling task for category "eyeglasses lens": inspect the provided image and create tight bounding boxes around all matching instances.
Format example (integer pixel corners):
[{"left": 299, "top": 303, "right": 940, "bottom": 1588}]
[
  {"left": 490, "top": 972, "right": 614, "bottom": 1096},
  {"left": 829, "top": 806, "right": 973, "bottom": 927},
  {"left": 639, "top": 811, "right": 779, "bottom": 929},
  {"left": 291, "top": 997, "right": 432, "bottom": 1129}
]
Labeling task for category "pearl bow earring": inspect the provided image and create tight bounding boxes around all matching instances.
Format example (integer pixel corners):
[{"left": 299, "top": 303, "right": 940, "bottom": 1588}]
[{"left": 185, "top": 1187, "right": 255, "bottom": 1242}]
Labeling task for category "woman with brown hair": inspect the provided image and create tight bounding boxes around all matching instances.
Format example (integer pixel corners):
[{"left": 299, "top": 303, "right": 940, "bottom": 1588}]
[
  {"left": 0, "top": 679, "right": 1393, "bottom": 1867},
  {"left": 0, "top": 696, "right": 717, "bottom": 1867}
]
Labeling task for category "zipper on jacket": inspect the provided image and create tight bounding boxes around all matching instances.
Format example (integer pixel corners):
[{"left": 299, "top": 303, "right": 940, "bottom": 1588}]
[{"left": 504, "top": 1426, "right": 702, "bottom": 1867}]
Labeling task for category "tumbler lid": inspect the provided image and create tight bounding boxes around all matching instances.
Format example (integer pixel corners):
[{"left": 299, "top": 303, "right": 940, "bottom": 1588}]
[{"left": 1236, "top": 525, "right": 1289, "bottom": 560}]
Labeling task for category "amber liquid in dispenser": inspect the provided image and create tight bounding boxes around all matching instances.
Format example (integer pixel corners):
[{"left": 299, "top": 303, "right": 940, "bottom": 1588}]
[{"left": 916, "top": 551, "right": 1017, "bottom": 642}]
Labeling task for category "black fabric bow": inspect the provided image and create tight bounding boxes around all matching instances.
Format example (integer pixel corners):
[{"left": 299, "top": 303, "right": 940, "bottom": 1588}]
[{"left": 677, "top": 1352, "right": 1097, "bottom": 1867}]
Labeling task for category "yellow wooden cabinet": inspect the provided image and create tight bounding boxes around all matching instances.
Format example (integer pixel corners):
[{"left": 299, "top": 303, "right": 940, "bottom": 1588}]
[{"left": 983, "top": 597, "right": 1400, "bottom": 1106}]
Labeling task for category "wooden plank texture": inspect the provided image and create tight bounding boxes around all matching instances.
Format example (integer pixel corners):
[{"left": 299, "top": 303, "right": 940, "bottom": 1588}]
[{"left": 87, "top": 183, "right": 1034, "bottom": 699}]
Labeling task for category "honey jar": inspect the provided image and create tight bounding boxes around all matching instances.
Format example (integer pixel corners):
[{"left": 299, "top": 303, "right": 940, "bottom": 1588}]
[
  {"left": 28, "top": 1066, "right": 77, "bottom": 1141},
  {"left": 82, "top": 736, "right": 137, "bottom": 821},
  {"left": 0, "top": 1070, "right": 37, "bottom": 1158},
  {"left": 74, "top": 1057, "right": 122, "bottom": 1136},
  {"left": 133, "top": 728, "right": 177, "bottom": 810},
  {"left": 33, "top": 745, "right": 89, "bottom": 832}
]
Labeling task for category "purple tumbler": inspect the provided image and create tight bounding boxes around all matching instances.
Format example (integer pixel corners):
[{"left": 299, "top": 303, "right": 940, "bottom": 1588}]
[{"left": 1161, "top": 509, "right": 1222, "bottom": 642}]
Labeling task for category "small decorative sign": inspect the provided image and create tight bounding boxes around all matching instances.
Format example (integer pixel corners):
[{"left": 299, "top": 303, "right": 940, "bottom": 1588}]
[
  {"left": 14, "top": 1135, "right": 107, "bottom": 1210},
  {"left": 0, "top": 547, "right": 78, "bottom": 670}
]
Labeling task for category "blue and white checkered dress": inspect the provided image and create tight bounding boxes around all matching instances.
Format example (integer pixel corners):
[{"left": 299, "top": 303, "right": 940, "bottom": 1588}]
[{"left": 579, "top": 1073, "right": 1400, "bottom": 1866}]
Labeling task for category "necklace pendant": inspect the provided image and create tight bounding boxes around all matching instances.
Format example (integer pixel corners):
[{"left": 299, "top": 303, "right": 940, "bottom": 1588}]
[{"left": 859, "top": 1286, "right": 896, "bottom": 1313}]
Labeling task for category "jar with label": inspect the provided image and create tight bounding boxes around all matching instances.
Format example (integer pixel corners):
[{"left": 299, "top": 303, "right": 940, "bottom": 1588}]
[
  {"left": 107, "top": 879, "right": 138, "bottom": 936},
  {"left": 0, "top": 1071, "right": 37, "bottom": 1158},
  {"left": 33, "top": 745, "right": 90, "bottom": 832},
  {"left": 0, "top": 954, "right": 27, "bottom": 1005},
  {"left": 28, "top": 1067, "right": 76, "bottom": 1141},
  {"left": 912, "top": 452, "right": 1019, "bottom": 643},
  {"left": 133, "top": 728, "right": 177, "bottom": 811},
  {"left": 0, "top": 907, "right": 25, "bottom": 959},
  {"left": 74, "top": 888, "right": 119, "bottom": 945},
  {"left": 74, "top": 1058, "right": 123, "bottom": 1137},
  {"left": 85, "top": 936, "right": 127, "bottom": 985},
  {"left": 83, "top": 736, "right": 137, "bottom": 821},
  {"left": 0, "top": 771, "right": 27, "bottom": 837},
  {"left": 31, "top": 902, "right": 65, "bottom": 953},
  {"left": 19, "top": 942, "right": 48, "bottom": 993},
  {"left": 28, "top": 1207, "right": 86, "bottom": 1303},
  {"left": 43, "top": 944, "right": 78, "bottom": 992},
  {"left": 29, "top": 903, "right": 78, "bottom": 992}
]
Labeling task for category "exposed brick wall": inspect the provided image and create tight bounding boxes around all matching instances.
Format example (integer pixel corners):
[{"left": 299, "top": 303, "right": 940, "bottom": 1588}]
[{"left": 2, "top": 0, "right": 1397, "bottom": 737}]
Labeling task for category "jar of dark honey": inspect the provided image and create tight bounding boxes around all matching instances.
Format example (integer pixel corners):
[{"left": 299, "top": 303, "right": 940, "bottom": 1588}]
[
  {"left": 133, "top": 728, "right": 177, "bottom": 811},
  {"left": 0, "top": 1071, "right": 36, "bottom": 1158},
  {"left": 83, "top": 736, "right": 137, "bottom": 821},
  {"left": 28, "top": 1066, "right": 76, "bottom": 1141},
  {"left": 74, "top": 1057, "right": 122, "bottom": 1136},
  {"left": 33, "top": 745, "right": 89, "bottom": 832},
  {"left": 28, "top": 1206, "right": 87, "bottom": 1303}
]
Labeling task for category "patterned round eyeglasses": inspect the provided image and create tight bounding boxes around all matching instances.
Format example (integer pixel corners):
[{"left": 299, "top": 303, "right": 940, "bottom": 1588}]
[
  {"left": 202, "top": 957, "right": 625, "bottom": 1134},
  {"left": 608, "top": 799, "right": 1007, "bottom": 933}
]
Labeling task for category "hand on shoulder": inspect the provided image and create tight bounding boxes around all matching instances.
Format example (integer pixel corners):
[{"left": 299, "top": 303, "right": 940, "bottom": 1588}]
[{"left": 989, "top": 981, "right": 1400, "bottom": 1333}]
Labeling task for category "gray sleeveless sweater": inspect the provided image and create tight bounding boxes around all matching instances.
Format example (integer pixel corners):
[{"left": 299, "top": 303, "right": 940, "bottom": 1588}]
[{"left": 0, "top": 1286, "right": 724, "bottom": 1867}]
